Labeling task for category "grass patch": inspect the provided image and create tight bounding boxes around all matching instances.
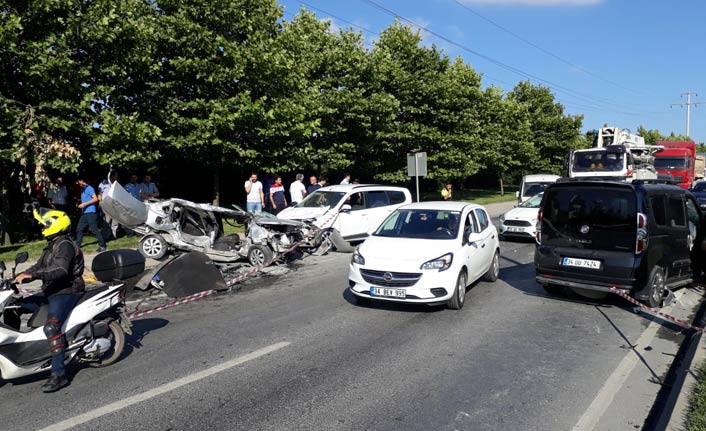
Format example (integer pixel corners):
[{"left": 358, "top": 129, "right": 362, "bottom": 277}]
[
  {"left": 419, "top": 187, "right": 519, "bottom": 205},
  {"left": 685, "top": 359, "right": 706, "bottom": 431}
]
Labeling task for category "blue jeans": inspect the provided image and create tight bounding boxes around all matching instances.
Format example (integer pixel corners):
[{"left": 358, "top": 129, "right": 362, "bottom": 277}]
[
  {"left": 246, "top": 202, "right": 262, "bottom": 213},
  {"left": 47, "top": 294, "right": 81, "bottom": 376},
  {"left": 76, "top": 212, "right": 106, "bottom": 248}
]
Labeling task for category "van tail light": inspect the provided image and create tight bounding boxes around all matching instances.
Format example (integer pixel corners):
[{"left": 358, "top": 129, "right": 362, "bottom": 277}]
[
  {"left": 535, "top": 210, "right": 542, "bottom": 244},
  {"left": 636, "top": 212, "right": 647, "bottom": 253},
  {"left": 627, "top": 168, "right": 633, "bottom": 177}
]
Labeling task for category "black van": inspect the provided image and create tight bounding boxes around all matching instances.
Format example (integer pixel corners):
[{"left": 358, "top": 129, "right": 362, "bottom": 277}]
[{"left": 535, "top": 179, "right": 705, "bottom": 307}]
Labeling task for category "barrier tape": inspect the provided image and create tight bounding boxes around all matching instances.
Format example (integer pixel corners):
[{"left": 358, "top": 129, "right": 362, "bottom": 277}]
[
  {"left": 609, "top": 286, "right": 706, "bottom": 334},
  {"left": 127, "top": 210, "right": 341, "bottom": 320}
]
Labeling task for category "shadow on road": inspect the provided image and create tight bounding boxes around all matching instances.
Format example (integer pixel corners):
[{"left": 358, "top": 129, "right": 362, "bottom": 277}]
[
  {"left": 341, "top": 287, "right": 447, "bottom": 313},
  {"left": 124, "top": 317, "right": 170, "bottom": 356}
]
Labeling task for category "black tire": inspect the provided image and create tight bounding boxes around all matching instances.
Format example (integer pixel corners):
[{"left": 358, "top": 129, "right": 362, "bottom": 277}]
[
  {"left": 139, "top": 234, "right": 167, "bottom": 260},
  {"left": 542, "top": 283, "right": 563, "bottom": 295},
  {"left": 645, "top": 266, "right": 665, "bottom": 308},
  {"left": 447, "top": 270, "right": 467, "bottom": 310},
  {"left": 87, "top": 320, "right": 125, "bottom": 368},
  {"left": 483, "top": 250, "right": 500, "bottom": 282},
  {"left": 248, "top": 245, "right": 274, "bottom": 267}
]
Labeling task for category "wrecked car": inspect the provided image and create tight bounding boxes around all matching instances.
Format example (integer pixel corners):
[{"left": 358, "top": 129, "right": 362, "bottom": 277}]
[{"left": 101, "top": 183, "right": 307, "bottom": 267}]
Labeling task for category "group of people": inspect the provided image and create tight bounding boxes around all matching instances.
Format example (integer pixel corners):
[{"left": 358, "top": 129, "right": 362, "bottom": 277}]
[{"left": 244, "top": 173, "right": 359, "bottom": 214}]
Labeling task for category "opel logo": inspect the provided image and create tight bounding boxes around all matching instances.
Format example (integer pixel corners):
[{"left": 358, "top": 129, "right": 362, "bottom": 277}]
[
  {"left": 580, "top": 225, "right": 590, "bottom": 234},
  {"left": 383, "top": 272, "right": 393, "bottom": 282}
]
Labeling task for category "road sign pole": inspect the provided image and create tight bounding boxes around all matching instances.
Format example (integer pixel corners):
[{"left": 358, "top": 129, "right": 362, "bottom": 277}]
[{"left": 415, "top": 155, "right": 420, "bottom": 202}]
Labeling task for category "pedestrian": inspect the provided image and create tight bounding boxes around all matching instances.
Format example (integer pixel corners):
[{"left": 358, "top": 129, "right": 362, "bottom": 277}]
[
  {"left": 47, "top": 176, "right": 68, "bottom": 212},
  {"left": 290, "top": 173, "right": 307, "bottom": 205},
  {"left": 269, "top": 176, "right": 288, "bottom": 214},
  {"left": 139, "top": 174, "right": 160, "bottom": 201},
  {"left": 318, "top": 177, "right": 327, "bottom": 188},
  {"left": 14, "top": 208, "right": 84, "bottom": 392},
  {"left": 98, "top": 171, "right": 120, "bottom": 239},
  {"left": 307, "top": 175, "right": 321, "bottom": 195},
  {"left": 244, "top": 173, "right": 264, "bottom": 213},
  {"left": 125, "top": 174, "right": 141, "bottom": 201},
  {"left": 340, "top": 173, "right": 350, "bottom": 185},
  {"left": 441, "top": 182, "right": 453, "bottom": 201},
  {"left": 75, "top": 175, "right": 107, "bottom": 252}
]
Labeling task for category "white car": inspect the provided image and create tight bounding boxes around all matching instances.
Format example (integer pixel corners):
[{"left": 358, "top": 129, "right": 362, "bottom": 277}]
[
  {"left": 278, "top": 184, "right": 412, "bottom": 247},
  {"left": 517, "top": 174, "right": 559, "bottom": 204},
  {"left": 498, "top": 193, "right": 543, "bottom": 241},
  {"left": 348, "top": 201, "right": 500, "bottom": 310}
]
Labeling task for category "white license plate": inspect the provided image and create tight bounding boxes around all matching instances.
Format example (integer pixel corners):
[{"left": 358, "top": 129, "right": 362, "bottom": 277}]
[
  {"left": 370, "top": 287, "right": 406, "bottom": 298},
  {"left": 507, "top": 227, "right": 524, "bottom": 232},
  {"left": 562, "top": 257, "right": 601, "bottom": 269}
]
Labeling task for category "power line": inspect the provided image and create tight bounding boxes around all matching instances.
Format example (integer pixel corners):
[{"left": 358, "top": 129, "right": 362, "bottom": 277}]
[
  {"left": 295, "top": 1, "right": 379, "bottom": 37},
  {"left": 451, "top": 0, "right": 650, "bottom": 96}
]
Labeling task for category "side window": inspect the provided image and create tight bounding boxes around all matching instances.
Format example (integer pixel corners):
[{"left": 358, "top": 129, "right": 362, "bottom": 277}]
[
  {"left": 475, "top": 209, "right": 489, "bottom": 231},
  {"left": 364, "top": 191, "right": 389, "bottom": 209},
  {"left": 651, "top": 196, "right": 666, "bottom": 226},
  {"left": 468, "top": 212, "right": 480, "bottom": 234},
  {"left": 387, "top": 191, "right": 406, "bottom": 205},
  {"left": 349, "top": 192, "right": 364, "bottom": 211},
  {"left": 668, "top": 197, "right": 686, "bottom": 227},
  {"left": 686, "top": 198, "right": 700, "bottom": 229}
]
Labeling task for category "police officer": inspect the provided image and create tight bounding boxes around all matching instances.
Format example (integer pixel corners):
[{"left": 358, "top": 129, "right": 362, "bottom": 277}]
[{"left": 14, "top": 208, "right": 85, "bottom": 392}]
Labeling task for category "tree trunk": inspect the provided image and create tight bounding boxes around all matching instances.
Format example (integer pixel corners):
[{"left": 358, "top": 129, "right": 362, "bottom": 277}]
[
  {"left": 499, "top": 176, "right": 504, "bottom": 195},
  {"left": 212, "top": 165, "right": 220, "bottom": 206}
]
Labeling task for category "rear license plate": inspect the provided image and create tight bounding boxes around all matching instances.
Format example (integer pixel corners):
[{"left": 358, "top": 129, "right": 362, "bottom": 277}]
[
  {"left": 370, "top": 287, "right": 406, "bottom": 298},
  {"left": 561, "top": 257, "right": 601, "bottom": 270}
]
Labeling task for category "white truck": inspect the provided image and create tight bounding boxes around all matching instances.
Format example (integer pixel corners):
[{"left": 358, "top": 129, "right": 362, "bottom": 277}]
[{"left": 567, "top": 126, "right": 663, "bottom": 181}]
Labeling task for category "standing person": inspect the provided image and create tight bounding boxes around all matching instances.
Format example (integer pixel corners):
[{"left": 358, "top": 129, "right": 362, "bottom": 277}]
[
  {"left": 47, "top": 176, "right": 68, "bottom": 212},
  {"left": 125, "top": 174, "right": 141, "bottom": 201},
  {"left": 98, "top": 171, "right": 120, "bottom": 239},
  {"left": 352, "top": 178, "right": 361, "bottom": 185},
  {"left": 269, "top": 176, "right": 288, "bottom": 214},
  {"left": 139, "top": 174, "right": 160, "bottom": 200},
  {"left": 75, "top": 175, "right": 107, "bottom": 252},
  {"left": 289, "top": 173, "right": 307, "bottom": 205},
  {"left": 441, "top": 182, "right": 453, "bottom": 201},
  {"left": 340, "top": 173, "right": 350, "bottom": 185},
  {"left": 307, "top": 175, "right": 321, "bottom": 195},
  {"left": 14, "top": 209, "right": 85, "bottom": 392},
  {"left": 244, "top": 173, "right": 264, "bottom": 213}
]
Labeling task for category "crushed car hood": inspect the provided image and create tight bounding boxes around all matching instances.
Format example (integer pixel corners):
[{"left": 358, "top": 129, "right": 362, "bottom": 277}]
[
  {"left": 101, "top": 182, "right": 148, "bottom": 227},
  {"left": 277, "top": 206, "right": 331, "bottom": 221}
]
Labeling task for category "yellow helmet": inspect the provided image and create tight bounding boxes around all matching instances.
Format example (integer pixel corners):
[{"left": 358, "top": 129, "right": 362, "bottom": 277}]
[{"left": 33, "top": 208, "right": 71, "bottom": 238}]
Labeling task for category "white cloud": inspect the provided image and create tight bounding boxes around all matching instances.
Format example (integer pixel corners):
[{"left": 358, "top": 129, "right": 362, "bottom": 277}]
[{"left": 460, "top": 0, "right": 601, "bottom": 6}]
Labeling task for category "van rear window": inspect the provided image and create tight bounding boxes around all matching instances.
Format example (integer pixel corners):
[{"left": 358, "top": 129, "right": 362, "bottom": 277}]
[{"left": 542, "top": 187, "right": 636, "bottom": 251}]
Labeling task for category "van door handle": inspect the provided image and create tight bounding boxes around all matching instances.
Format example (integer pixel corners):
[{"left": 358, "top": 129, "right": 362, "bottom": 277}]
[{"left": 481, "top": 243, "right": 486, "bottom": 248}]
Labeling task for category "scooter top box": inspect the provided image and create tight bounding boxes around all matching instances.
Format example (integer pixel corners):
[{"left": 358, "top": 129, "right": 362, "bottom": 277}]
[{"left": 92, "top": 249, "right": 145, "bottom": 282}]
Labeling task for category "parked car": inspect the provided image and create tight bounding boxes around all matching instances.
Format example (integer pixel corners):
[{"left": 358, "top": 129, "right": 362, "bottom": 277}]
[
  {"left": 498, "top": 193, "right": 542, "bottom": 240},
  {"left": 535, "top": 179, "right": 706, "bottom": 307},
  {"left": 517, "top": 174, "right": 560, "bottom": 204},
  {"left": 278, "top": 184, "right": 412, "bottom": 249},
  {"left": 348, "top": 201, "right": 500, "bottom": 310},
  {"left": 691, "top": 181, "right": 706, "bottom": 211},
  {"left": 101, "top": 183, "right": 307, "bottom": 268}
]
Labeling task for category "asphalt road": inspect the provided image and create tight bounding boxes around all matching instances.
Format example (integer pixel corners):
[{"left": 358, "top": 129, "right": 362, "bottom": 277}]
[{"left": 0, "top": 207, "right": 688, "bottom": 431}]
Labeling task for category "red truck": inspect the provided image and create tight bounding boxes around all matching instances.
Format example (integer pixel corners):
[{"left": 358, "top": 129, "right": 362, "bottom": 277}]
[{"left": 653, "top": 141, "right": 702, "bottom": 189}]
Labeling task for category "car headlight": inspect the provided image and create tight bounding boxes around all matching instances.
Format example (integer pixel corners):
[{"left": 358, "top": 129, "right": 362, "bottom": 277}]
[
  {"left": 499, "top": 214, "right": 505, "bottom": 222},
  {"left": 531, "top": 218, "right": 538, "bottom": 225},
  {"left": 420, "top": 253, "right": 453, "bottom": 271},
  {"left": 351, "top": 249, "right": 365, "bottom": 265}
]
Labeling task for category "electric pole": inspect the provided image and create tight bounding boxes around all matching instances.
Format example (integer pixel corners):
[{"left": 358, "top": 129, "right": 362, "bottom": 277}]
[{"left": 671, "top": 92, "right": 704, "bottom": 137}]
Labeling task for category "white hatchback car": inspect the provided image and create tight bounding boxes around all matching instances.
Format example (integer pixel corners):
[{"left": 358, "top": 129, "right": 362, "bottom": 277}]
[
  {"left": 278, "top": 184, "right": 412, "bottom": 247},
  {"left": 348, "top": 201, "right": 500, "bottom": 309},
  {"left": 498, "top": 193, "right": 543, "bottom": 240}
]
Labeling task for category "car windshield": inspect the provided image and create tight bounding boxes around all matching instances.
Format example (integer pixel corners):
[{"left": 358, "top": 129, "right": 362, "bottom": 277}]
[
  {"left": 654, "top": 157, "right": 687, "bottom": 170},
  {"left": 297, "top": 191, "right": 346, "bottom": 208},
  {"left": 374, "top": 209, "right": 461, "bottom": 240},
  {"left": 572, "top": 151, "right": 624, "bottom": 172},
  {"left": 519, "top": 193, "right": 543, "bottom": 208},
  {"left": 522, "top": 182, "right": 550, "bottom": 198}
]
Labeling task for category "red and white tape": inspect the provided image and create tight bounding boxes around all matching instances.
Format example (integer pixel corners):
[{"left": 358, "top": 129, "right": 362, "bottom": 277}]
[
  {"left": 610, "top": 286, "right": 705, "bottom": 334},
  {"left": 127, "top": 289, "right": 216, "bottom": 320}
]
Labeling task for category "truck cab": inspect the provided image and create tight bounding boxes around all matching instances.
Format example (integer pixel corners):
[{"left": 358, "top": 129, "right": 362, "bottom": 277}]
[{"left": 654, "top": 141, "right": 696, "bottom": 189}]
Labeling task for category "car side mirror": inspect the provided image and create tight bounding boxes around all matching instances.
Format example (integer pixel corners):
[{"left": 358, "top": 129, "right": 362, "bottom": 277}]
[
  {"left": 515, "top": 191, "right": 519, "bottom": 198},
  {"left": 15, "top": 252, "right": 28, "bottom": 265},
  {"left": 341, "top": 204, "right": 352, "bottom": 213},
  {"left": 467, "top": 232, "right": 482, "bottom": 244}
]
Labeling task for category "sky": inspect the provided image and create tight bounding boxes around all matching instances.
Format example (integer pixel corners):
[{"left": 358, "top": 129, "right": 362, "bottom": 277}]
[{"left": 277, "top": 0, "right": 706, "bottom": 143}]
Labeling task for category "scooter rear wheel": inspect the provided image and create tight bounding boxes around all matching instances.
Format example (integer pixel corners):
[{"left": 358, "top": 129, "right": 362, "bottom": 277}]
[{"left": 87, "top": 320, "right": 125, "bottom": 368}]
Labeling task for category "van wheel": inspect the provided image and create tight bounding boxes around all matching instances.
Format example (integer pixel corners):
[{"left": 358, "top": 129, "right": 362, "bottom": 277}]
[
  {"left": 447, "top": 270, "right": 467, "bottom": 310},
  {"left": 646, "top": 266, "right": 665, "bottom": 308},
  {"left": 483, "top": 250, "right": 499, "bottom": 282},
  {"left": 542, "top": 283, "right": 563, "bottom": 296}
]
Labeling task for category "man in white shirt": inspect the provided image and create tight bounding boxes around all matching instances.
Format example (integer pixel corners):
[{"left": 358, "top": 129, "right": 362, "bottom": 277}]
[
  {"left": 244, "top": 173, "right": 265, "bottom": 213},
  {"left": 340, "top": 173, "right": 350, "bottom": 185},
  {"left": 289, "top": 173, "right": 306, "bottom": 205}
]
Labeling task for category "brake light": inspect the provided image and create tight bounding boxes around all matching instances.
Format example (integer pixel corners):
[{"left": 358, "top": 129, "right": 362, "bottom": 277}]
[
  {"left": 535, "top": 210, "right": 542, "bottom": 244},
  {"left": 636, "top": 212, "right": 647, "bottom": 253},
  {"left": 627, "top": 168, "right": 633, "bottom": 177}
]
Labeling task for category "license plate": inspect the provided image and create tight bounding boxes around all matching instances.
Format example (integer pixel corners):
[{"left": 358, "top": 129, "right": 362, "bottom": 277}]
[
  {"left": 507, "top": 227, "right": 524, "bottom": 232},
  {"left": 370, "top": 287, "right": 406, "bottom": 298},
  {"left": 562, "top": 257, "right": 601, "bottom": 269}
]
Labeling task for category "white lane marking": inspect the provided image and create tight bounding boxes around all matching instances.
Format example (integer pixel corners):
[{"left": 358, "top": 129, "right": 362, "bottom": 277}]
[
  {"left": 37, "top": 341, "right": 290, "bottom": 431},
  {"left": 573, "top": 290, "right": 685, "bottom": 430}
]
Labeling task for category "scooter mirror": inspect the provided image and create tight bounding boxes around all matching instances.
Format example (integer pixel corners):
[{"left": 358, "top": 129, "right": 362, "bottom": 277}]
[{"left": 15, "top": 252, "right": 29, "bottom": 265}]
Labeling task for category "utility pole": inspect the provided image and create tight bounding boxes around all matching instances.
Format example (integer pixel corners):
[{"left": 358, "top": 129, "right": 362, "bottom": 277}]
[{"left": 671, "top": 92, "right": 704, "bottom": 137}]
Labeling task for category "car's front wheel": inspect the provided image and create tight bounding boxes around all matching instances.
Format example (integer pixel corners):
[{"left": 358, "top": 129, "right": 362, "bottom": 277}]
[
  {"left": 447, "top": 270, "right": 467, "bottom": 310},
  {"left": 139, "top": 234, "right": 168, "bottom": 260},
  {"left": 248, "top": 245, "right": 274, "bottom": 267}
]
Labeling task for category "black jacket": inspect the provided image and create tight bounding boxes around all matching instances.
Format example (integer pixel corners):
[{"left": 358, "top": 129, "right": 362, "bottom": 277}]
[{"left": 26, "top": 235, "right": 85, "bottom": 296}]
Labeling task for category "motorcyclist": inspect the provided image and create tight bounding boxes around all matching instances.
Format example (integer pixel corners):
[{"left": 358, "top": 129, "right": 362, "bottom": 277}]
[{"left": 14, "top": 208, "right": 85, "bottom": 392}]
